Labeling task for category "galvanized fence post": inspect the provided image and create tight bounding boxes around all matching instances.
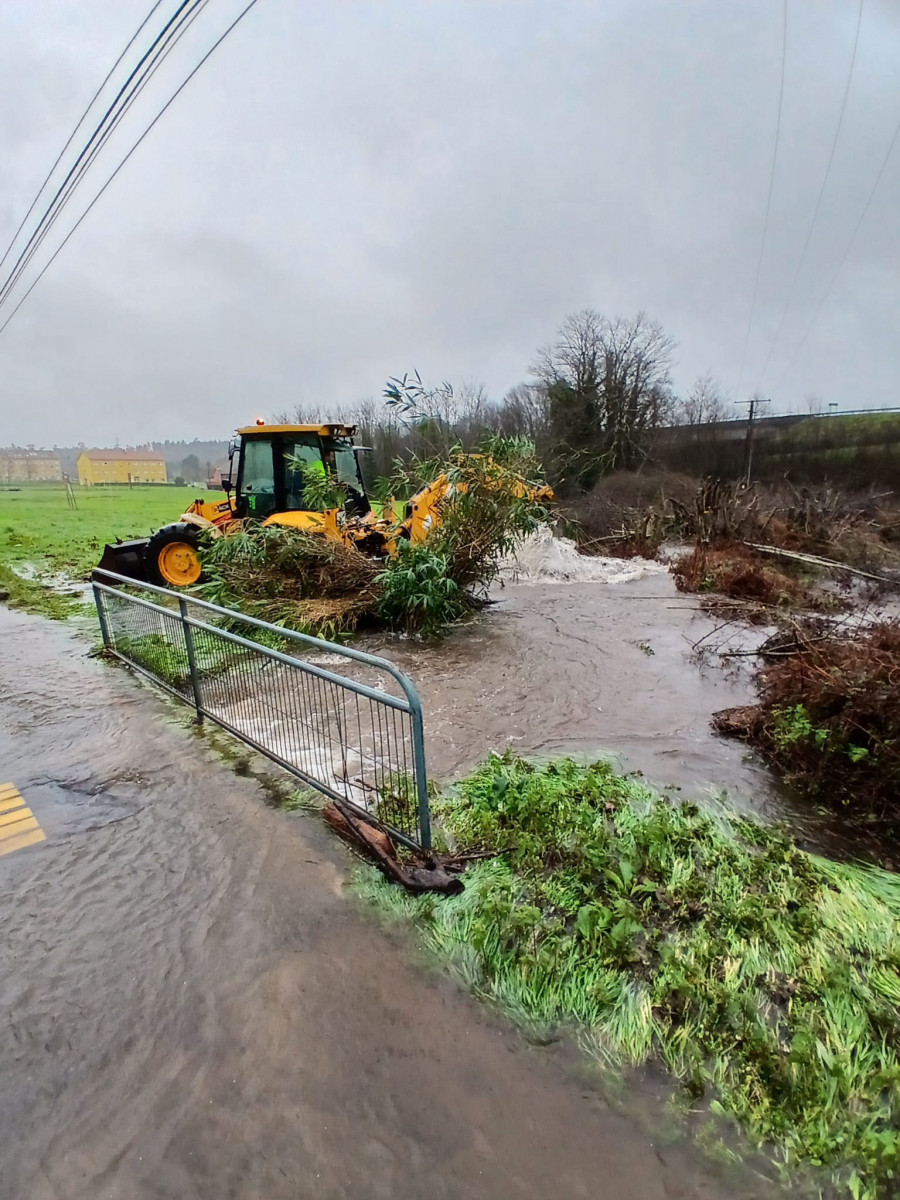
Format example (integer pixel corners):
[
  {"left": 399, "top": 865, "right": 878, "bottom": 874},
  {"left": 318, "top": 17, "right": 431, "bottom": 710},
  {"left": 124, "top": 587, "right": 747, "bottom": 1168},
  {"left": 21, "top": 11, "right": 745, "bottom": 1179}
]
[
  {"left": 408, "top": 695, "right": 432, "bottom": 852},
  {"left": 92, "top": 583, "right": 111, "bottom": 648},
  {"left": 178, "top": 596, "right": 204, "bottom": 724}
]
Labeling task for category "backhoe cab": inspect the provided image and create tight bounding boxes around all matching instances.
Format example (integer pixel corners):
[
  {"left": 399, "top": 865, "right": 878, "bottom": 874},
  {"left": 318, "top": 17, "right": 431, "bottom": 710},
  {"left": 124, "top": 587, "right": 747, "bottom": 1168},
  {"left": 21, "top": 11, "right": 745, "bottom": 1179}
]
[{"left": 227, "top": 422, "right": 370, "bottom": 523}]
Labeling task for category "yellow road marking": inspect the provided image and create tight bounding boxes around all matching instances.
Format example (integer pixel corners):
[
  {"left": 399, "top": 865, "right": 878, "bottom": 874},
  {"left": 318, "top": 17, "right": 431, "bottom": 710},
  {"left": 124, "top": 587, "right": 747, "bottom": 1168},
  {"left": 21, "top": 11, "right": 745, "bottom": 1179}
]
[
  {"left": 0, "top": 828, "right": 46, "bottom": 856},
  {"left": 0, "top": 811, "right": 38, "bottom": 830},
  {"left": 0, "top": 785, "right": 45, "bottom": 857},
  {"left": 0, "top": 808, "right": 32, "bottom": 828}
]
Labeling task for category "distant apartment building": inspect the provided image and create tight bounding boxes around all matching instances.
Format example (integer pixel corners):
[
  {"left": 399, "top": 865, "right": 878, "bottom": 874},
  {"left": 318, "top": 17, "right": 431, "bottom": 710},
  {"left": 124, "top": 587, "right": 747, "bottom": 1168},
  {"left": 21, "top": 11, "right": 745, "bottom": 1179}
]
[
  {"left": 77, "top": 449, "right": 168, "bottom": 486},
  {"left": 0, "top": 448, "right": 62, "bottom": 483}
]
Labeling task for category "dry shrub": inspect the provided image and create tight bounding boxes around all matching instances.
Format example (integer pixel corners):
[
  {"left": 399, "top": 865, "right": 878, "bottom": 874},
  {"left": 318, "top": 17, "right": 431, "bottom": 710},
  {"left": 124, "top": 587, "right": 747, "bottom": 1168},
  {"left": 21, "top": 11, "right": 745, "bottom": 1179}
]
[
  {"left": 565, "top": 470, "right": 900, "bottom": 580},
  {"left": 751, "top": 622, "right": 900, "bottom": 813},
  {"left": 560, "top": 470, "right": 696, "bottom": 556},
  {"left": 672, "top": 543, "right": 815, "bottom": 611}
]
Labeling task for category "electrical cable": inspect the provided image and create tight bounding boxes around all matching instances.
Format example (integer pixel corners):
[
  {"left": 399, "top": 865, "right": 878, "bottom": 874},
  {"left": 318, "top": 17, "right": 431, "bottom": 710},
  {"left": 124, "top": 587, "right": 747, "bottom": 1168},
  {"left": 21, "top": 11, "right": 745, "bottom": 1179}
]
[
  {"left": 0, "top": 0, "right": 213, "bottom": 311},
  {"left": 0, "top": 0, "right": 165, "bottom": 276},
  {"left": 781, "top": 105, "right": 900, "bottom": 380},
  {"left": 756, "top": 0, "right": 864, "bottom": 388},
  {"left": 0, "top": 0, "right": 199, "bottom": 308},
  {"left": 0, "top": 0, "right": 262, "bottom": 338},
  {"left": 737, "top": 0, "right": 788, "bottom": 394}
]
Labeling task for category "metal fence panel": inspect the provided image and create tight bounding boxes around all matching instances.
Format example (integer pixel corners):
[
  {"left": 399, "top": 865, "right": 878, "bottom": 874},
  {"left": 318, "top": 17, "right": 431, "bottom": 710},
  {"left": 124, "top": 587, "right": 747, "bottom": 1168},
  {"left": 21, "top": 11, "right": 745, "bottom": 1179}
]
[{"left": 93, "top": 569, "right": 431, "bottom": 850}]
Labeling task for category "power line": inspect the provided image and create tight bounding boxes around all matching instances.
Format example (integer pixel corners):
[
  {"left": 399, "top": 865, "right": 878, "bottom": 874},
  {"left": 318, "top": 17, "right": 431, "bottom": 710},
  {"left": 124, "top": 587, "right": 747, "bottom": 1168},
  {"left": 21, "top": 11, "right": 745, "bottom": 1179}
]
[
  {"left": 0, "top": 0, "right": 210, "bottom": 311},
  {"left": 0, "top": 0, "right": 262, "bottom": 339},
  {"left": 0, "top": 0, "right": 198, "bottom": 310},
  {"left": 0, "top": 0, "right": 213, "bottom": 312},
  {"left": 756, "top": 0, "right": 865, "bottom": 388},
  {"left": 0, "top": 0, "right": 165, "bottom": 277},
  {"left": 737, "top": 0, "right": 788, "bottom": 394},
  {"left": 781, "top": 105, "right": 900, "bottom": 380}
]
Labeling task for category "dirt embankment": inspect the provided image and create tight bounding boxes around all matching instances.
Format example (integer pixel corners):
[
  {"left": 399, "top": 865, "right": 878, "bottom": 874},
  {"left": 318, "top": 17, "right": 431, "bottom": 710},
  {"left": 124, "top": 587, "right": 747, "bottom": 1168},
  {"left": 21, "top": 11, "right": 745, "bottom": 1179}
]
[{"left": 713, "top": 621, "right": 900, "bottom": 825}]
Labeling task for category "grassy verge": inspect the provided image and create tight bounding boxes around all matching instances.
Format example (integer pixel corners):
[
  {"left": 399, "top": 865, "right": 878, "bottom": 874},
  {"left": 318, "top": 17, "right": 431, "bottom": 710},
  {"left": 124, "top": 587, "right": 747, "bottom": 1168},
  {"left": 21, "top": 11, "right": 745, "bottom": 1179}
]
[
  {"left": 0, "top": 483, "right": 202, "bottom": 619},
  {"left": 356, "top": 754, "right": 900, "bottom": 1199}
]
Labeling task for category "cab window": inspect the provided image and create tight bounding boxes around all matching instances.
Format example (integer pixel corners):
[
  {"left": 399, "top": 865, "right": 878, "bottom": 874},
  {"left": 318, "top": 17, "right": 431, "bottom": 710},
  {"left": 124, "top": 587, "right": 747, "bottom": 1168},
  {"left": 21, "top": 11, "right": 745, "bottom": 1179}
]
[
  {"left": 334, "top": 447, "right": 361, "bottom": 489},
  {"left": 283, "top": 438, "right": 324, "bottom": 509},
  {"left": 240, "top": 439, "right": 277, "bottom": 517}
]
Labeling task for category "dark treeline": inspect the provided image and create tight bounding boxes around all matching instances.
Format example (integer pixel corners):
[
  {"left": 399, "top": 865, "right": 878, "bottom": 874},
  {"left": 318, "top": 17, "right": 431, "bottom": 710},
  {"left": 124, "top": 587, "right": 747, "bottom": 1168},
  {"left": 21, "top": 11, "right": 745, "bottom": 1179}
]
[{"left": 656, "top": 414, "right": 900, "bottom": 488}]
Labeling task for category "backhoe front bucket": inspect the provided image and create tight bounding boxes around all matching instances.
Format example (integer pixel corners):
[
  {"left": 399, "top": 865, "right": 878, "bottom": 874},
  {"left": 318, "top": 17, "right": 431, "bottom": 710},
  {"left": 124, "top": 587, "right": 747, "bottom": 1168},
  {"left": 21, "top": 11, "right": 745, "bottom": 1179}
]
[{"left": 94, "top": 538, "right": 150, "bottom": 582}]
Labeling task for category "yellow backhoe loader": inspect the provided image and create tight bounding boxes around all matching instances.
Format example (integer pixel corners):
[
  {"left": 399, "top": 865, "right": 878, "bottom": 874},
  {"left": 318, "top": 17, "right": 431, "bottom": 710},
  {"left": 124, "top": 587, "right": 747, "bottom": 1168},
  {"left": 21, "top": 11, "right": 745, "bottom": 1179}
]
[{"left": 97, "top": 421, "right": 553, "bottom": 588}]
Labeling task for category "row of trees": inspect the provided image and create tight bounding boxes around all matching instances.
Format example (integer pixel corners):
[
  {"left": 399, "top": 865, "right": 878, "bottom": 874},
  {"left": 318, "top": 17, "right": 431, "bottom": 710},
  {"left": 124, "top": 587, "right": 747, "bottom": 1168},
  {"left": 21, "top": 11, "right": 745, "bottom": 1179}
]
[{"left": 283, "top": 310, "right": 777, "bottom": 492}]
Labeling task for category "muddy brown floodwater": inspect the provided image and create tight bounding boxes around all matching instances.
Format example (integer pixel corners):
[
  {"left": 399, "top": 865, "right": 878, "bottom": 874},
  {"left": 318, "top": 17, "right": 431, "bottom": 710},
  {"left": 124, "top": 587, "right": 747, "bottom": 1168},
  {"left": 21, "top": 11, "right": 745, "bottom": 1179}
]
[
  {"left": 0, "top": 589, "right": 786, "bottom": 1200},
  {"left": 365, "top": 574, "right": 852, "bottom": 846}
]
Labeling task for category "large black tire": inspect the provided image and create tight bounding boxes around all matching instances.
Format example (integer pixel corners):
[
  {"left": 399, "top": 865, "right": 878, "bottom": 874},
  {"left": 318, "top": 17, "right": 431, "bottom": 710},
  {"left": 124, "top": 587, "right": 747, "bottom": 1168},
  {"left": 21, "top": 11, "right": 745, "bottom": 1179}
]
[{"left": 145, "top": 523, "right": 204, "bottom": 588}]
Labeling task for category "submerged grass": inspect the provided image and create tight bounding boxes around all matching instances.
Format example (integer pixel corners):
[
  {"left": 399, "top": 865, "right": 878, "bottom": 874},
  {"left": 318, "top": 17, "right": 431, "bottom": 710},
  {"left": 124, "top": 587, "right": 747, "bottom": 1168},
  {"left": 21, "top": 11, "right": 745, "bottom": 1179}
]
[
  {"left": 356, "top": 754, "right": 900, "bottom": 1199},
  {"left": 0, "top": 561, "right": 88, "bottom": 620}
]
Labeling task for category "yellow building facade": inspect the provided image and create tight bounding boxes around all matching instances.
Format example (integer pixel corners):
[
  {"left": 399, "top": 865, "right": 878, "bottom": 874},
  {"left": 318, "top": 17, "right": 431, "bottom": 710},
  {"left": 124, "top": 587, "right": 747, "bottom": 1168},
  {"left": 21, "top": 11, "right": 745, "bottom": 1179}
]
[{"left": 77, "top": 450, "right": 168, "bottom": 486}]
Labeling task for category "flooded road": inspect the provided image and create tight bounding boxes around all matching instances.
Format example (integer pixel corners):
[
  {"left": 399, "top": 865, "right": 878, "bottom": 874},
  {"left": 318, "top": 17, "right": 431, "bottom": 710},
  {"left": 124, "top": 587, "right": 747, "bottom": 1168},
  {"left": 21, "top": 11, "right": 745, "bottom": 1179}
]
[{"left": 0, "top": 606, "right": 777, "bottom": 1200}]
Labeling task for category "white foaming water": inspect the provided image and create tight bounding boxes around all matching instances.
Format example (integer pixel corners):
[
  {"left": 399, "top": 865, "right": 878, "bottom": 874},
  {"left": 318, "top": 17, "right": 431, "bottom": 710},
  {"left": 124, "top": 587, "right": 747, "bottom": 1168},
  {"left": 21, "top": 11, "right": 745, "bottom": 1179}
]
[{"left": 499, "top": 526, "right": 667, "bottom": 585}]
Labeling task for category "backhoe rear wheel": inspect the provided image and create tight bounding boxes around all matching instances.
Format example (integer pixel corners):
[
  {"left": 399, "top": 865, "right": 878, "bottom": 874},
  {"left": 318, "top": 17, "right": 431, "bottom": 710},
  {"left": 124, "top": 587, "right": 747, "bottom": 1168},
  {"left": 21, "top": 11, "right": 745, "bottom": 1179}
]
[{"left": 146, "top": 523, "right": 204, "bottom": 588}]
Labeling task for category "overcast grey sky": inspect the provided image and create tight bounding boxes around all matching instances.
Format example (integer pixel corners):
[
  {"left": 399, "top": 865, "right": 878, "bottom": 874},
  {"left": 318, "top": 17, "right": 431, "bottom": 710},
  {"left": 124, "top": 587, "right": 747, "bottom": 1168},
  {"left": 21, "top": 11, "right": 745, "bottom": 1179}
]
[{"left": 0, "top": 0, "right": 898, "bottom": 447}]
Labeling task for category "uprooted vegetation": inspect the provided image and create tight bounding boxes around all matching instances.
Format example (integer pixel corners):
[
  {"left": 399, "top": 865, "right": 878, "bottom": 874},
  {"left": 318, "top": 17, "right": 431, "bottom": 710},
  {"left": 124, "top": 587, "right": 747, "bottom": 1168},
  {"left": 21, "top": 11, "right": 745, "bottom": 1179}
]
[
  {"left": 714, "top": 621, "right": 900, "bottom": 823},
  {"left": 358, "top": 753, "right": 900, "bottom": 1199},
  {"left": 670, "top": 542, "right": 832, "bottom": 621},
  {"left": 200, "top": 444, "right": 551, "bottom": 638}
]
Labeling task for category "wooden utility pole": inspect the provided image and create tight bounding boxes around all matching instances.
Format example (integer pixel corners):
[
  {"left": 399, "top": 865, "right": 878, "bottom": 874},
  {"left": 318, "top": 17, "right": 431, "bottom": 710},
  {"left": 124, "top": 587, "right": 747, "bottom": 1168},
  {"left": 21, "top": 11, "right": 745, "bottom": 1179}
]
[{"left": 740, "top": 396, "right": 770, "bottom": 486}]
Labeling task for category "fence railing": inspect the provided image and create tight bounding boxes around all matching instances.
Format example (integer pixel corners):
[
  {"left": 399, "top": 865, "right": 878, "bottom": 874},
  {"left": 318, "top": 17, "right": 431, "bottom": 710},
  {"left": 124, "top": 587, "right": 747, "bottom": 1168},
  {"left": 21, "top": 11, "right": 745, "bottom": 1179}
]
[{"left": 92, "top": 569, "right": 431, "bottom": 850}]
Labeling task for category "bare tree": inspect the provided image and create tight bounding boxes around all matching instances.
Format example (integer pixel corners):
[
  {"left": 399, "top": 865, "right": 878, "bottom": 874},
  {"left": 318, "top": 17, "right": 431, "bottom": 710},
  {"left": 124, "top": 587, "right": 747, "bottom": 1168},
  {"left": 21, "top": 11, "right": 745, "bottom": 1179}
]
[
  {"left": 272, "top": 402, "right": 326, "bottom": 424},
  {"left": 494, "top": 382, "right": 548, "bottom": 438},
  {"left": 677, "top": 373, "right": 733, "bottom": 427},
  {"left": 805, "top": 392, "right": 825, "bottom": 415},
  {"left": 531, "top": 309, "right": 675, "bottom": 480}
]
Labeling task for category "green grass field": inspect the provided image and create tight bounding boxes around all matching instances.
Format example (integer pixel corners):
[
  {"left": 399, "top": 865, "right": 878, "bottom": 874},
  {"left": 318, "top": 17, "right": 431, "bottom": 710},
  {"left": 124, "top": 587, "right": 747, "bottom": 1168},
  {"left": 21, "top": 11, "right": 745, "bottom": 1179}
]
[
  {"left": 0, "top": 483, "right": 206, "bottom": 616},
  {"left": 0, "top": 483, "right": 206, "bottom": 578}
]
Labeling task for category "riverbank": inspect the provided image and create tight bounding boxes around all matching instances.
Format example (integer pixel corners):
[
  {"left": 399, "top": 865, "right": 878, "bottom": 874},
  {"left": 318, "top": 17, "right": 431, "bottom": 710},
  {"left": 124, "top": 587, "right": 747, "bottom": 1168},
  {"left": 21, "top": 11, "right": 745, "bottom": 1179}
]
[{"left": 358, "top": 753, "right": 900, "bottom": 1199}]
